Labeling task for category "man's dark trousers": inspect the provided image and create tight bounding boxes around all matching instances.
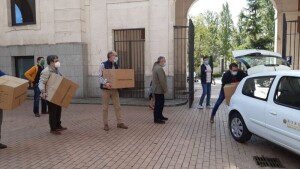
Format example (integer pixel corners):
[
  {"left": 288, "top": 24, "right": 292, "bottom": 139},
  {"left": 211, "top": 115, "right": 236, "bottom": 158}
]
[
  {"left": 47, "top": 102, "right": 62, "bottom": 131},
  {"left": 154, "top": 94, "right": 165, "bottom": 121}
]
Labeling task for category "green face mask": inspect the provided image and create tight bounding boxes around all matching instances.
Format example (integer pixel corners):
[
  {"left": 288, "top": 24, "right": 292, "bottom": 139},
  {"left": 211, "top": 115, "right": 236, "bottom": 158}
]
[{"left": 40, "top": 61, "right": 45, "bottom": 66}]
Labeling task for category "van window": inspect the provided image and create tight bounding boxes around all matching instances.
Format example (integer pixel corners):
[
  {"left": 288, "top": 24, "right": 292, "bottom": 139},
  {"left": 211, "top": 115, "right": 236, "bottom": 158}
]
[
  {"left": 242, "top": 76, "right": 275, "bottom": 100},
  {"left": 274, "top": 76, "right": 300, "bottom": 109}
]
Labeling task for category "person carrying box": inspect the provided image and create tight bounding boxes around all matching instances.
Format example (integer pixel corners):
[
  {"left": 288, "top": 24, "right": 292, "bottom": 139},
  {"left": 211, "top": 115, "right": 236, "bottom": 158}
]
[
  {"left": 98, "top": 51, "right": 128, "bottom": 131},
  {"left": 210, "top": 63, "right": 247, "bottom": 123},
  {"left": 39, "top": 55, "right": 67, "bottom": 135}
]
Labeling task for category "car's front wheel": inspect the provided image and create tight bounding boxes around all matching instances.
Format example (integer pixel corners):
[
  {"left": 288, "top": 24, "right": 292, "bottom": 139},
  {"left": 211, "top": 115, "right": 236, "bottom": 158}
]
[{"left": 229, "top": 113, "right": 252, "bottom": 143}]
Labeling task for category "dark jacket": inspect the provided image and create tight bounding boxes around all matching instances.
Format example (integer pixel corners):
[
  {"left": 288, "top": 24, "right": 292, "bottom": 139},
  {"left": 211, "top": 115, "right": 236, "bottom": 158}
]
[
  {"left": 200, "top": 64, "right": 213, "bottom": 84},
  {"left": 221, "top": 70, "right": 247, "bottom": 88},
  {"left": 0, "top": 70, "right": 5, "bottom": 77},
  {"left": 151, "top": 64, "right": 167, "bottom": 94},
  {"left": 34, "top": 65, "right": 44, "bottom": 85},
  {"left": 100, "top": 60, "right": 119, "bottom": 90}
]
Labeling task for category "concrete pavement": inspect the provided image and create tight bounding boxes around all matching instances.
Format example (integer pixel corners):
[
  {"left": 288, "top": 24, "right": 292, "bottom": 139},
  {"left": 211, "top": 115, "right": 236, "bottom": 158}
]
[{"left": 0, "top": 82, "right": 299, "bottom": 169}]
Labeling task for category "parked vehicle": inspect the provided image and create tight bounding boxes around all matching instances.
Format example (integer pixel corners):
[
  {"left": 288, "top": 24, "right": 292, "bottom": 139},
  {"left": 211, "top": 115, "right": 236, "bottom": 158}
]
[
  {"left": 227, "top": 70, "right": 300, "bottom": 155},
  {"left": 232, "top": 49, "right": 291, "bottom": 76}
]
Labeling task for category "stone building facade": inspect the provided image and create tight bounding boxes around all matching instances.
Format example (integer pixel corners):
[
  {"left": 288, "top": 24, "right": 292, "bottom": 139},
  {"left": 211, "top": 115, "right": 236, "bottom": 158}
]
[{"left": 1, "top": 0, "right": 295, "bottom": 99}]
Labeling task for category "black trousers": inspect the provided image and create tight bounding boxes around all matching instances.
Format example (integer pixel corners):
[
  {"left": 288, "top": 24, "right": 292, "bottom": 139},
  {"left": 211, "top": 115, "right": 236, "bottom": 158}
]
[
  {"left": 47, "top": 102, "right": 62, "bottom": 131},
  {"left": 154, "top": 94, "right": 165, "bottom": 121}
]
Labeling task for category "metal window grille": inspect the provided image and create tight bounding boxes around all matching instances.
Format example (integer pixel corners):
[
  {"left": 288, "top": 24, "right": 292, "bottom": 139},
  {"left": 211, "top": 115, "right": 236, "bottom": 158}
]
[
  {"left": 282, "top": 13, "right": 300, "bottom": 70},
  {"left": 174, "top": 26, "right": 188, "bottom": 99},
  {"left": 114, "top": 29, "right": 145, "bottom": 98}
]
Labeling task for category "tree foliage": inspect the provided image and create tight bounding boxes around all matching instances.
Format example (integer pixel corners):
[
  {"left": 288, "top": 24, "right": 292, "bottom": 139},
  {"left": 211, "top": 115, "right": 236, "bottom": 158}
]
[
  {"left": 192, "top": 0, "right": 275, "bottom": 72},
  {"left": 237, "top": 0, "right": 274, "bottom": 50}
]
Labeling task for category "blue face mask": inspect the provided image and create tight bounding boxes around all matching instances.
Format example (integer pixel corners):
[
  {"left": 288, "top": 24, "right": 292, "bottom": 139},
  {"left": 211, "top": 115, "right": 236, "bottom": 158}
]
[
  {"left": 204, "top": 61, "right": 209, "bottom": 65},
  {"left": 114, "top": 56, "right": 118, "bottom": 63},
  {"left": 162, "top": 64, "right": 166, "bottom": 67}
]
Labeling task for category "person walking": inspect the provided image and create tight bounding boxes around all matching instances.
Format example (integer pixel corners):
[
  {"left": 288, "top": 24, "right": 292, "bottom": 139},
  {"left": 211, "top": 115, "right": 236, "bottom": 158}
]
[
  {"left": 99, "top": 51, "right": 128, "bottom": 131},
  {"left": 0, "top": 70, "right": 7, "bottom": 149},
  {"left": 197, "top": 56, "right": 212, "bottom": 109},
  {"left": 39, "top": 55, "right": 67, "bottom": 135},
  {"left": 210, "top": 63, "right": 247, "bottom": 123},
  {"left": 25, "top": 57, "right": 47, "bottom": 117},
  {"left": 152, "top": 56, "right": 168, "bottom": 124}
]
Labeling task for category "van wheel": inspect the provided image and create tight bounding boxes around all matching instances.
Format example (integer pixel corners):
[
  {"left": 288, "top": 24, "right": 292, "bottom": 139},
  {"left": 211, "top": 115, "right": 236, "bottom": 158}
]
[{"left": 229, "top": 113, "right": 252, "bottom": 143}]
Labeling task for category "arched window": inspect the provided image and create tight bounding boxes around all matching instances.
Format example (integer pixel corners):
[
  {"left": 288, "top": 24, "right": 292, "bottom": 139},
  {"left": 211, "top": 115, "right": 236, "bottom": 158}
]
[
  {"left": 15, "top": 4, "right": 22, "bottom": 24},
  {"left": 11, "top": 0, "right": 36, "bottom": 26}
]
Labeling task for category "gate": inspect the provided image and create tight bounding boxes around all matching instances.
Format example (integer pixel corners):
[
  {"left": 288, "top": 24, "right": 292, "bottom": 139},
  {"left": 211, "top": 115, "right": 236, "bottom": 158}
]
[
  {"left": 114, "top": 29, "right": 145, "bottom": 98},
  {"left": 282, "top": 13, "right": 300, "bottom": 69},
  {"left": 174, "top": 19, "right": 195, "bottom": 108},
  {"left": 188, "top": 20, "right": 195, "bottom": 108}
]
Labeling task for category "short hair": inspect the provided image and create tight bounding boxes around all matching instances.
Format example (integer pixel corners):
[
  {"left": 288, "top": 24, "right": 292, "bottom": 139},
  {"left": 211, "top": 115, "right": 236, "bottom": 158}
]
[
  {"left": 47, "top": 55, "right": 58, "bottom": 65},
  {"left": 37, "top": 57, "right": 44, "bottom": 62},
  {"left": 107, "top": 51, "right": 115, "bottom": 59},
  {"left": 229, "top": 63, "right": 238, "bottom": 70},
  {"left": 203, "top": 56, "right": 208, "bottom": 60}
]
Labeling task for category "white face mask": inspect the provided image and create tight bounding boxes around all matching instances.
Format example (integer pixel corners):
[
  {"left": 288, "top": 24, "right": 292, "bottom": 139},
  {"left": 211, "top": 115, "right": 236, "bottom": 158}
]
[
  {"left": 54, "top": 62, "right": 61, "bottom": 68},
  {"left": 114, "top": 56, "right": 119, "bottom": 63}
]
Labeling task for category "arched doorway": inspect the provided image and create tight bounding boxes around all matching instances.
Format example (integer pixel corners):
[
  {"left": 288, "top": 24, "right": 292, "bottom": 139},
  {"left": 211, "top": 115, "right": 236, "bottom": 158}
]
[
  {"left": 174, "top": 0, "right": 197, "bottom": 107},
  {"left": 175, "top": 0, "right": 198, "bottom": 25}
]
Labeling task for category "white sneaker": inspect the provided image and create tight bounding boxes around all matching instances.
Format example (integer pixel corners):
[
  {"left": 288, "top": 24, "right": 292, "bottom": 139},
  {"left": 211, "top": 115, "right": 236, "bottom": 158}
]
[
  {"left": 206, "top": 105, "right": 212, "bottom": 109},
  {"left": 197, "top": 105, "right": 203, "bottom": 109}
]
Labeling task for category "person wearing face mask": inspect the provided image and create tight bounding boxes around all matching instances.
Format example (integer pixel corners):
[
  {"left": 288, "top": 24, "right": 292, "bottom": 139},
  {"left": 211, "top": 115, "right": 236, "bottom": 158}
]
[
  {"left": 39, "top": 55, "right": 67, "bottom": 135},
  {"left": 210, "top": 63, "right": 247, "bottom": 123},
  {"left": 25, "top": 57, "right": 48, "bottom": 117},
  {"left": 99, "top": 51, "right": 128, "bottom": 131},
  {"left": 197, "top": 56, "right": 213, "bottom": 109},
  {"left": 151, "top": 56, "right": 168, "bottom": 124}
]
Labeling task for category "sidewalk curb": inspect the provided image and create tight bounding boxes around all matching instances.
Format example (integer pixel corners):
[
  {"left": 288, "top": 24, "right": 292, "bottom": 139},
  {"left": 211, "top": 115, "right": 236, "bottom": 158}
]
[{"left": 27, "top": 97, "right": 188, "bottom": 107}]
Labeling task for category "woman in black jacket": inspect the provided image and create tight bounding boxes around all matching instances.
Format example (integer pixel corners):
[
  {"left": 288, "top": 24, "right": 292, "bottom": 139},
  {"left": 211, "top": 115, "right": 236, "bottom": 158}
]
[{"left": 197, "top": 57, "right": 213, "bottom": 109}]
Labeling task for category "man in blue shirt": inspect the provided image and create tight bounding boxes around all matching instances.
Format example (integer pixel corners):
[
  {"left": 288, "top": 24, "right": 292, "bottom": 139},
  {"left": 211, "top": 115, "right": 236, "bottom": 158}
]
[{"left": 0, "top": 69, "right": 7, "bottom": 149}]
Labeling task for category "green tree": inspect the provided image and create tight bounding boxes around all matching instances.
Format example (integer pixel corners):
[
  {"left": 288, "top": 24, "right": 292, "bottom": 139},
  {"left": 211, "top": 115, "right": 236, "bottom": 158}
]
[
  {"left": 219, "top": 2, "right": 234, "bottom": 63},
  {"left": 259, "top": 0, "right": 275, "bottom": 50},
  {"left": 238, "top": 0, "right": 274, "bottom": 50},
  {"left": 192, "top": 11, "right": 221, "bottom": 74}
]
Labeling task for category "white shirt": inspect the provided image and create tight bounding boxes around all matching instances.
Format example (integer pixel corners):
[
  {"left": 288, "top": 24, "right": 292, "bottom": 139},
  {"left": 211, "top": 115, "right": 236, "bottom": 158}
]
[{"left": 205, "top": 64, "right": 212, "bottom": 83}]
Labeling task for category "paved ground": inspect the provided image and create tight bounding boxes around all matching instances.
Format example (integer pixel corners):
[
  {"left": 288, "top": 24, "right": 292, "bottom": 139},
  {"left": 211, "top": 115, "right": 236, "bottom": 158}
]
[{"left": 0, "top": 82, "right": 300, "bottom": 169}]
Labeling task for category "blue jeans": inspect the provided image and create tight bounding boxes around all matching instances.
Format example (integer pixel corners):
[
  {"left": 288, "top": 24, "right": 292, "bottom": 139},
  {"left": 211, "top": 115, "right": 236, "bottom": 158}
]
[
  {"left": 211, "top": 88, "right": 225, "bottom": 117},
  {"left": 33, "top": 84, "right": 47, "bottom": 114},
  {"left": 199, "top": 83, "right": 211, "bottom": 106}
]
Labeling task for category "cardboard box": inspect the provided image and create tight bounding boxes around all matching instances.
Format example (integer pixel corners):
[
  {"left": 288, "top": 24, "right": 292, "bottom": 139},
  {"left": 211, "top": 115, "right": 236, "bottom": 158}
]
[
  {"left": 46, "top": 74, "right": 79, "bottom": 108},
  {"left": 224, "top": 83, "right": 239, "bottom": 105},
  {"left": 0, "top": 75, "right": 28, "bottom": 110},
  {"left": 103, "top": 69, "right": 135, "bottom": 89}
]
